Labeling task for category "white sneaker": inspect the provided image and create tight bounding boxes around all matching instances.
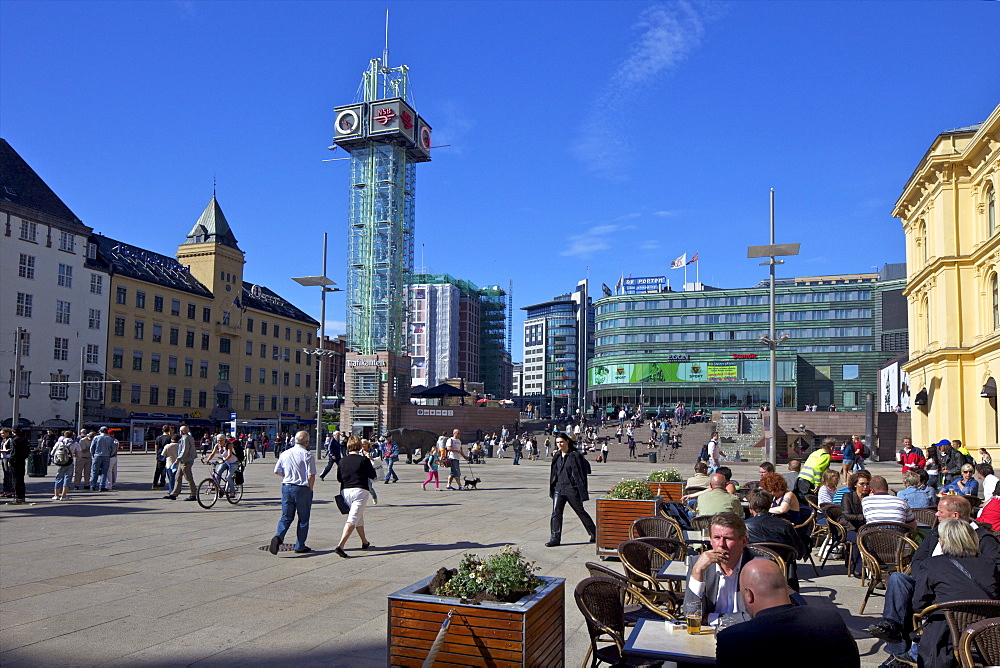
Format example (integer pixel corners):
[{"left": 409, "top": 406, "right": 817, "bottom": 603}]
[{"left": 52, "top": 495, "right": 60, "bottom": 500}]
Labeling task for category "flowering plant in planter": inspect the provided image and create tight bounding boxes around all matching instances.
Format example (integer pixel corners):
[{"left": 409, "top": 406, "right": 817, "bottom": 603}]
[
  {"left": 432, "top": 545, "right": 543, "bottom": 604},
  {"left": 605, "top": 478, "right": 655, "bottom": 500},
  {"left": 648, "top": 468, "right": 683, "bottom": 483}
]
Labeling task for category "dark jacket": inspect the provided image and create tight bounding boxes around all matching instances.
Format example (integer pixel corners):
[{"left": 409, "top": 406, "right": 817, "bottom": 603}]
[
  {"left": 913, "top": 523, "right": 1000, "bottom": 569},
  {"left": 716, "top": 603, "right": 860, "bottom": 668},
  {"left": 549, "top": 449, "right": 590, "bottom": 500},
  {"left": 841, "top": 491, "right": 866, "bottom": 531},
  {"left": 337, "top": 453, "right": 377, "bottom": 490},
  {"left": 913, "top": 554, "right": 999, "bottom": 668},
  {"left": 746, "top": 513, "right": 807, "bottom": 559},
  {"left": 939, "top": 448, "right": 964, "bottom": 482},
  {"left": 11, "top": 435, "right": 30, "bottom": 466},
  {"left": 684, "top": 547, "right": 757, "bottom": 622}
]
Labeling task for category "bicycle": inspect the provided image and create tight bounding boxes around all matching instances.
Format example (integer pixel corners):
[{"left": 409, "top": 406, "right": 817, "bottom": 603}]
[{"left": 196, "top": 459, "right": 243, "bottom": 508}]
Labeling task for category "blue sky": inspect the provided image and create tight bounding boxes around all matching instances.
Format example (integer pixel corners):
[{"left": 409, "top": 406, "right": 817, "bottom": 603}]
[{"left": 2, "top": 1, "right": 998, "bottom": 362}]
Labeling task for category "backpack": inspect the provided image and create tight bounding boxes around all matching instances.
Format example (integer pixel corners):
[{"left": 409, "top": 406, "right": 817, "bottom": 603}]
[
  {"left": 698, "top": 443, "right": 709, "bottom": 462},
  {"left": 52, "top": 443, "right": 72, "bottom": 466},
  {"left": 232, "top": 440, "right": 245, "bottom": 462},
  {"left": 861, "top": 443, "right": 871, "bottom": 459}
]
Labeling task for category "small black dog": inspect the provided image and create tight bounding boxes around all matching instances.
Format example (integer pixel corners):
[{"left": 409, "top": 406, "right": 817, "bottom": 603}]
[{"left": 463, "top": 477, "right": 481, "bottom": 490}]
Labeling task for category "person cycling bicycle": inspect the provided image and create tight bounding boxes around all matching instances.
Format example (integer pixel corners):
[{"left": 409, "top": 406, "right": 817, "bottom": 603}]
[{"left": 202, "top": 434, "right": 240, "bottom": 498}]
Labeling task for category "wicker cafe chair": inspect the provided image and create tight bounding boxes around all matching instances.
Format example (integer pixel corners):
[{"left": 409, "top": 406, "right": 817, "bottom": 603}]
[
  {"left": 913, "top": 507, "right": 938, "bottom": 529},
  {"left": 864, "top": 520, "right": 919, "bottom": 538},
  {"left": 690, "top": 515, "right": 715, "bottom": 534},
  {"left": 958, "top": 616, "right": 1000, "bottom": 668},
  {"left": 574, "top": 576, "right": 665, "bottom": 668},
  {"left": 630, "top": 516, "right": 682, "bottom": 542},
  {"left": 805, "top": 494, "right": 820, "bottom": 511},
  {"left": 819, "top": 504, "right": 854, "bottom": 574},
  {"left": 792, "top": 508, "right": 821, "bottom": 577},
  {"left": 584, "top": 562, "right": 678, "bottom": 624},
  {"left": 912, "top": 600, "right": 1000, "bottom": 667},
  {"left": 621, "top": 538, "right": 688, "bottom": 593},
  {"left": 857, "top": 528, "right": 919, "bottom": 614},
  {"left": 745, "top": 544, "right": 788, "bottom": 580}
]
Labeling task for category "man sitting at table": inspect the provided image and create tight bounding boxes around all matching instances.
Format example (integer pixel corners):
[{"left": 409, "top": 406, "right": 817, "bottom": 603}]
[
  {"left": 866, "top": 495, "right": 1000, "bottom": 658},
  {"left": 744, "top": 488, "right": 806, "bottom": 591},
  {"left": 685, "top": 461, "right": 711, "bottom": 492},
  {"left": 716, "top": 559, "right": 860, "bottom": 668},
  {"left": 695, "top": 474, "right": 742, "bottom": 517},
  {"left": 862, "top": 475, "right": 917, "bottom": 528},
  {"left": 684, "top": 512, "right": 756, "bottom": 624}
]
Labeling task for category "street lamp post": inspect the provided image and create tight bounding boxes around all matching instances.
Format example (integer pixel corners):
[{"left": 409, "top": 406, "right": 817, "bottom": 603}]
[
  {"left": 747, "top": 189, "right": 800, "bottom": 465},
  {"left": 293, "top": 233, "right": 341, "bottom": 455}
]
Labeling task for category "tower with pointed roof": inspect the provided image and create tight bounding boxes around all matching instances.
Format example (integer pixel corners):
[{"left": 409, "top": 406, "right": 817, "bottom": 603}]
[{"left": 176, "top": 196, "right": 246, "bottom": 317}]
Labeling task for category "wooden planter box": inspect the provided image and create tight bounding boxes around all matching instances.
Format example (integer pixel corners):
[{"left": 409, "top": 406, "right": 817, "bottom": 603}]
[
  {"left": 387, "top": 575, "right": 565, "bottom": 667},
  {"left": 596, "top": 497, "right": 664, "bottom": 557},
  {"left": 645, "top": 481, "right": 683, "bottom": 502}
]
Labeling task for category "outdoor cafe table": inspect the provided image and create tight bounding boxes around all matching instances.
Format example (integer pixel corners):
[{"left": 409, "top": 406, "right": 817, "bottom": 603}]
[
  {"left": 622, "top": 617, "right": 716, "bottom": 666},
  {"left": 658, "top": 555, "right": 698, "bottom": 582}
]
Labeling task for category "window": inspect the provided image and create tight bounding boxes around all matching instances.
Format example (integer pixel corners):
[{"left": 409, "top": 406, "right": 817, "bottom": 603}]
[
  {"left": 843, "top": 391, "right": 860, "bottom": 408},
  {"left": 184, "top": 359, "right": 193, "bottom": 376},
  {"left": 273, "top": 345, "right": 279, "bottom": 359},
  {"left": 220, "top": 337, "right": 231, "bottom": 354},
  {"left": 168, "top": 356, "right": 177, "bottom": 375},
  {"left": 56, "top": 300, "right": 71, "bottom": 324},
  {"left": 166, "top": 388, "right": 176, "bottom": 406},
  {"left": 19, "top": 220, "right": 37, "bottom": 241},
  {"left": 135, "top": 291, "right": 146, "bottom": 309},
  {"left": 149, "top": 386, "right": 159, "bottom": 405},
  {"left": 296, "top": 329, "right": 302, "bottom": 343},
  {"left": 305, "top": 374, "right": 311, "bottom": 388},
  {"left": 200, "top": 360, "right": 208, "bottom": 378},
  {"left": 57, "top": 263, "right": 73, "bottom": 287},
  {"left": 117, "top": 286, "right": 127, "bottom": 304},
  {"left": 132, "top": 351, "right": 143, "bottom": 371},
  {"left": 198, "top": 391, "right": 207, "bottom": 408},
  {"left": 134, "top": 320, "right": 144, "bottom": 339},
  {"left": 993, "top": 274, "right": 999, "bottom": 331},
  {"left": 185, "top": 331, "right": 195, "bottom": 348},
  {"left": 222, "top": 311, "right": 230, "bottom": 326},
  {"left": 842, "top": 364, "right": 859, "bottom": 381},
  {"left": 90, "top": 274, "right": 103, "bottom": 294},
  {"left": 245, "top": 367, "right": 252, "bottom": 383},
  {"left": 151, "top": 353, "right": 161, "bottom": 373},
  {"left": 989, "top": 185, "right": 996, "bottom": 237},
  {"left": 16, "top": 293, "right": 32, "bottom": 317},
  {"left": 271, "top": 396, "right": 277, "bottom": 410},
  {"left": 259, "top": 369, "right": 266, "bottom": 384},
  {"left": 273, "top": 324, "right": 279, "bottom": 337},
  {"left": 260, "top": 343, "right": 266, "bottom": 358},
  {"left": 89, "top": 308, "right": 101, "bottom": 330},
  {"left": 272, "top": 370, "right": 278, "bottom": 385},
  {"left": 169, "top": 327, "right": 179, "bottom": 345},
  {"left": 244, "top": 394, "right": 251, "bottom": 410},
  {"left": 131, "top": 384, "right": 141, "bottom": 404},
  {"left": 152, "top": 323, "right": 162, "bottom": 342},
  {"left": 814, "top": 366, "right": 831, "bottom": 380},
  {"left": 112, "top": 348, "right": 123, "bottom": 368},
  {"left": 258, "top": 395, "right": 265, "bottom": 410},
  {"left": 110, "top": 384, "right": 121, "bottom": 403},
  {"left": 50, "top": 373, "right": 69, "bottom": 399},
  {"left": 171, "top": 299, "right": 180, "bottom": 316},
  {"left": 294, "top": 397, "right": 300, "bottom": 411},
  {"left": 201, "top": 333, "right": 210, "bottom": 350},
  {"left": 182, "top": 388, "right": 192, "bottom": 407},
  {"left": 218, "top": 364, "right": 230, "bottom": 381},
  {"left": 246, "top": 340, "right": 253, "bottom": 355},
  {"left": 153, "top": 295, "right": 163, "bottom": 312},
  {"left": 282, "top": 397, "right": 289, "bottom": 410},
  {"left": 261, "top": 320, "right": 268, "bottom": 336},
  {"left": 187, "top": 303, "right": 196, "bottom": 319},
  {"left": 84, "top": 372, "right": 102, "bottom": 400},
  {"left": 58, "top": 231, "right": 75, "bottom": 252},
  {"left": 295, "top": 350, "right": 301, "bottom": 364},
  {"left": 216, "top": 392, "right": 230, "bottom": 409},
  {"left": 295, "top": 372, "right": 301, "bottom": 387},
  {"left": 114, "top": 317, "right": 125, "bottom": 336},
  {"left": 283, "top": 372, "right": 289, "bottom": 386},
  {"left": 202, "top": 307, "right": 211, "bottom": 323},
  {"left": 18, "top": 254, "right": 35, "bottom": 279},
  {"left": 86, "top": 242, "right": 97, "bottom": 259},
  {"left": 53, "top": 337, "right": 69, "bottom": 361},
  {"left": 86, "top": 344, "right": 100, "bottom": 364},
  {"left": 247, "top": 318, "right": 254, "bottom": 333},
  {"left": 285, "top": 327, "right": 291, "bottom": 341}
]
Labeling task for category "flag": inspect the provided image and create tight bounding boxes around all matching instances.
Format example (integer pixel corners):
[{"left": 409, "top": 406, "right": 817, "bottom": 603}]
[
  {"left": 670, "top": 253, "right": 687, "bottom": 269},
  {"left": 687, "top": 252, "right": 699, "bottom": 265},
  {"left": 615, "top": 274, "right": 623, "bottom": 294},
  {"left": 234, "top": 296, "right": 246, "bottom": 312}
]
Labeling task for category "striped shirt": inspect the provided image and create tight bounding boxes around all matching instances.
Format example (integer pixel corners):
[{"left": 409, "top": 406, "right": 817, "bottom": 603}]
[{"left": 861, "top": 493, "right": 915, "bottom": 524}]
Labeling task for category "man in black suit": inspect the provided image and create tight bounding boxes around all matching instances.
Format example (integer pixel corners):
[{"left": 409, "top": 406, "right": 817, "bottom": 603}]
[
  {"left": 716, "top": 559, "right": 860, "bottom": 668},
  {"left": 683, "top": 512, "right": 756, "bottom": 624},
  {"left": 744, "top": 488, "right": 806, "bottom": 591}
]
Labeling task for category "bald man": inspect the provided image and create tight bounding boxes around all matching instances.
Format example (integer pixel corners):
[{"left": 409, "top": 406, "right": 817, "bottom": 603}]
[
  {"left": 695, "top": 473, "right": 742, "bottom": 516},
  {"left": 716, "top": 560, "right": 860, "bottom": 668}
]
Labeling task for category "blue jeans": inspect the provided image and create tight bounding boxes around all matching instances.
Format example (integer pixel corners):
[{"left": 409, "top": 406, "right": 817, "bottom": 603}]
[
  {"left": 275, "top": 484, "right": 312, "bottom": 550},
  {"left": 882, "top": 572, "right": 917, "bottom": 655},
  {"left": 165, "top": 466, "right": 176, "bottom": 494},
  {"left": 513, "top": 450, "right": 521, "bottom": 464},
  {"left": 384, "top": 458, "right": 398, "bottom": 482},
  {"left": 54, "top": 464, "right": 72, "bottom": 491},
  {"left": 90, "top": 456, "right": 110, "bottom": 490},
  {"left": 219, "top": 461, "right": 238, "bottom": 493}
]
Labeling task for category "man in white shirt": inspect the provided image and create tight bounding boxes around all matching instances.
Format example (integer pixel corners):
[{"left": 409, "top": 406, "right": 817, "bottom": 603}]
[
  {"left": 445, "top": 429, "right": 467, "bottom": 490},
  {"left": 269, "top": 431, "right": 316, "bottom": 555},
  {"left": 684, "top": 512, "right": 755, "bottom": 624},
  {"left": 707, "top": 432, "right": 721, "bottom": 472},
  {"left": 976, "top": 463, "right": 998, "bottom": 500}
]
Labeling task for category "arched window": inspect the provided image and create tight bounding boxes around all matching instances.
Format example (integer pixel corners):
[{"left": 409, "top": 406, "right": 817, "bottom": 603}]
[
  {"left": 993, "top": 273, "right": 999, "bottom": 331},
  {"left": 922, "top": 295, "right": 931, "bottom": 348},
  {"left": 989, "top": 186, "right": 996, "bottom": 236},
  {"left": 920, "top": 223, "right": 928, "bottom": 264}
]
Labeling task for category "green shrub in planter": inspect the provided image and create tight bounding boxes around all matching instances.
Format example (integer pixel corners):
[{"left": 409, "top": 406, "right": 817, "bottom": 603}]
[
  {"left": 648, "top": 468, "right": 682, "bottom": 483},
  {"left": 434, "top": 545, "right": 543, "bottom": 604},
  {"left": 606, "top": 478, "right": 655, "bottom": 500}
]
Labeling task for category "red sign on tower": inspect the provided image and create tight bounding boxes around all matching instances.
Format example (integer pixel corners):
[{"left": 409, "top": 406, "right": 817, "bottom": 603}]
[
  {"left": 374, "top": 107, "right": 396, "bottom": 125},
  {"left": 400, "top": 110, "right": 414, "bottom": 129}
]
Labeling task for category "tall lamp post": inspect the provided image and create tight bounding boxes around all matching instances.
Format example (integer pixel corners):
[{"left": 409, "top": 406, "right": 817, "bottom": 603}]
[
  {"left": 747, "top": 189, "right": 800, "bottom": 465},
  {"left": 293, "top": 232, "right": 341, "bottom": 455}
]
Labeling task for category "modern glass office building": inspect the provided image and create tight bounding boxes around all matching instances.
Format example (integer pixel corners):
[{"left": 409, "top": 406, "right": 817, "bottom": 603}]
[{"left": 587, "top": 266, "right": 907, "bottom": 413}]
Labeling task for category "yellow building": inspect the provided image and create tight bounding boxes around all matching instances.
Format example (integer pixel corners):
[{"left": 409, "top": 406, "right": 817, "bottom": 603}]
[
  {"left": 893, "top": 102, "right": 1000, "bottom": 448},
  {"left": 96, "top": 197, "right": 318, "bottom": 439}
]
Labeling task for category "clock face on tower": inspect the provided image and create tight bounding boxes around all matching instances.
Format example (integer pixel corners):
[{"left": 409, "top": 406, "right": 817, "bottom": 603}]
[
  {"left": 335, "top": 109, "right": 360, "bottom": 136},
  {"left": 419, "top": 126, "right": 432, "bottom": 151}
]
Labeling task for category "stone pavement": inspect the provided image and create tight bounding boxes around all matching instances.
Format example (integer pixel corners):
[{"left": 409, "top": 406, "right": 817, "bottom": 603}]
[{"left": 1, "top": 450, "right": 902, "bottom": 667}]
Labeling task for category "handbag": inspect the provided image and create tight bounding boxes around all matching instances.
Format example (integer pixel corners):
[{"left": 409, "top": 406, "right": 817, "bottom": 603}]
[{"left": 334, "top": 493, "right": 350, "bottom": 515}]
